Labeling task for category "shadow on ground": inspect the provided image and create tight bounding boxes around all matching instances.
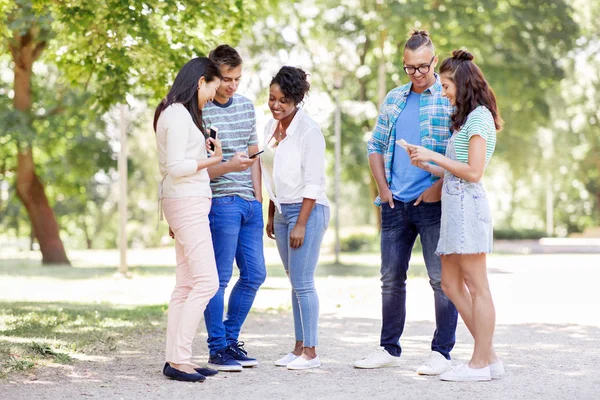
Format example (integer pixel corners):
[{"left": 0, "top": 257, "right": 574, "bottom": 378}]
[{"left": 1, "top": 307, "right": 599, "bottom": 400}]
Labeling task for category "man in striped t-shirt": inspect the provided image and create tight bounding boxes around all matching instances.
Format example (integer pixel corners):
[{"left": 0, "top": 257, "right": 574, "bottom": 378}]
[{"left": 202, "top": 45, "right": 266, "bottom": 372}]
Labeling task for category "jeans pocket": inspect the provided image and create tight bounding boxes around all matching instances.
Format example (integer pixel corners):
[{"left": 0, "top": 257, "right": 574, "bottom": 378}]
[
  {"left": 473, "top": 193, "right": 491, "bottom": 223},
  {"left": 212, "top": 196, "right": 236, "bottom": 205},
  {"left": 322, "top": 206, "right": 331, "bottom": 231}
]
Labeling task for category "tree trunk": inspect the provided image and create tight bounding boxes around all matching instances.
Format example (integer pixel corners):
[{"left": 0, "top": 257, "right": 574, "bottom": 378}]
[
  {"left": 10, "top": 26, "right": 70, "bottom": 265},
  {"left": 372, "top": 29, "right": 388, "bottom": 232}
]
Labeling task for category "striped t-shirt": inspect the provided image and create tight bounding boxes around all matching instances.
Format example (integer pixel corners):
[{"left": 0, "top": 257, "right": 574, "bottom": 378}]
[
  {"left": 203, "top": 94, "right": 258, "bottom": 199},
  {"left": 454, "top": 106, "right": 496, "bottom": 165}
]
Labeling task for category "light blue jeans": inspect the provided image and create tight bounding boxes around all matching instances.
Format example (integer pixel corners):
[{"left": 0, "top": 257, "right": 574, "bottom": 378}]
[{"left": 274, "top": 203, "right": 330, "bottom": 347}]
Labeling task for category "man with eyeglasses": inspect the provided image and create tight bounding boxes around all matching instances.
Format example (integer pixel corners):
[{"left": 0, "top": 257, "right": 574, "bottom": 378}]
[{"left": 355, "top": 30, "right": 458, "bottom": 375}]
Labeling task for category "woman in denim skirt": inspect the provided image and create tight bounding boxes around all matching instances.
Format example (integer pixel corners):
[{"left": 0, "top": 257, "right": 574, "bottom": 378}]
[
  {"left": 261, "top": 66, "right": 330, "bottom": 370},
  {"left": 408, "top": 49, "right": 504, "bottom": 382}
]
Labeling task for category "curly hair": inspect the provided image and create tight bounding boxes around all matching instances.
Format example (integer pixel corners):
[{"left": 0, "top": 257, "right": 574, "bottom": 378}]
[
  {"left": 439, "top": 49, "right": 503, "bottom": 132},
  {"left": 270, "top": 66, "right": 310, "bottom": 106}
]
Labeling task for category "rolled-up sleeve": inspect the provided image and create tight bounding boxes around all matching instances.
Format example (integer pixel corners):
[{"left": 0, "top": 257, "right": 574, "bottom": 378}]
[
  {"left": 367, "top": 97, "right": 390, "bottom": 156},
  {"left": 301, "top": 127, "right": 326, "bottom": 200},
  {"left": 165, "top": 108, "right": 198, "bottom": 178}
]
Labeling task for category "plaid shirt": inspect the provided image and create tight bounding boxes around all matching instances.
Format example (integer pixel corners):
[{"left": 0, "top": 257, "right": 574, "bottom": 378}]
[{"left": 367, "top": 75, "right": 453, "bottom": 206}]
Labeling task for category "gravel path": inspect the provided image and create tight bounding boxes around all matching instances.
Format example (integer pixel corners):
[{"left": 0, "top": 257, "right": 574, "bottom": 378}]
[{"left": 1, "top": 254, "right": 599, "bottom": 399}]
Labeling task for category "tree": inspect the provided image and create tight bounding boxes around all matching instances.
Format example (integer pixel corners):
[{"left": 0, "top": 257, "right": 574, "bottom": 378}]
[
  {"left": 245, "top": 0, "right": 578, "bottom": 229},
  {"left": 1, "top": 0, "right": 266, "bottom": 264}
]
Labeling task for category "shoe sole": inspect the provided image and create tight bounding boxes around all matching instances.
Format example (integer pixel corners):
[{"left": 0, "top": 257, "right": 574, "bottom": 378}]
[
  {"left": 354, "top": 363, "right": 402, "bottom": 369},
  {"left": 417, "top": 367, "right": 451, "bottom": 376},
  {"left": 440, "top": 376, "right": 491, "bottom": 382},
  {"left": 239, "top": 360, "right": 259, "bottom": 367},
  {"left": 165, "top": 375, "right": 206, "bottom": 382},
  {"left": 287, "top": 364, "right": 321, "bottom": 370},
  {"left": 207, "top": 363, "right": 243, "bottom": 372}
]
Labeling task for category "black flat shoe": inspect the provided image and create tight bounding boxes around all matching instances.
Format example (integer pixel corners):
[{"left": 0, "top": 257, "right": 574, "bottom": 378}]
[
  {"left": 163, "top": 362, "right": 218, "bottom": 377},
  {"left": 163, "top": 363, "right": 206, "bottom": 382},
  {"left": 195, "top": 367, "right": 218, "bottom": 376}
]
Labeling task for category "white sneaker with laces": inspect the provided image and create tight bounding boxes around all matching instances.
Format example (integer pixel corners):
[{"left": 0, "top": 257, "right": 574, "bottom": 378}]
[
  {"left": 440, "top": 364, "right": 491, "bottom": 382},
  {"left": 416, "top": 351, "right": 452, "bottom": 375},
  {"left": 275, "top": 353, "right": 299, "bottom": 367},
  {"left": 353, "top": 347, "right": 402, "bottom": 369},
  {"left": 286, "top": 356, "right": 320, "bottom": 370},
  {"left": 489, "top": 360, "right": 505, "bottom": 379}
]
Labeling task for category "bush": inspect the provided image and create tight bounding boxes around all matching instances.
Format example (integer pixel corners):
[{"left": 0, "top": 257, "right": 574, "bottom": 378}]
[
  {"left": 493, "top": 228, "right": 548, "bottom": 240},
  {"left": 340, "top": 233, "right": 379, "bottom": 252}
]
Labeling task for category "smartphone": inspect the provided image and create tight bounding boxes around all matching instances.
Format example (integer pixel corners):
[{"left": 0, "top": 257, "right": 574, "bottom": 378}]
[
  {"left": 208, "top": 126, "right": 218, "bottom": 151},
  {"left": 249, "top": 150, "right": 264, "bottom": 159},
  {"left": 396, "top": 138, "right": 409, "bottom": 150}
]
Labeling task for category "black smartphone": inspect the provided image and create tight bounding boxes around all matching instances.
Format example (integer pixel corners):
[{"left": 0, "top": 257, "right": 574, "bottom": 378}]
[
  {"left": 208, "top": 127, "right": 218, "bottom": 151},
  {"left": 249, "top": 150, "right": 264, "bottom": 159}
]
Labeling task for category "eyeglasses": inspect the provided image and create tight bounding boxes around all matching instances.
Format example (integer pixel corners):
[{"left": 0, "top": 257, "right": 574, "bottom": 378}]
[{"left": 403, "top": 56, "right": 435, "bottom": 75}]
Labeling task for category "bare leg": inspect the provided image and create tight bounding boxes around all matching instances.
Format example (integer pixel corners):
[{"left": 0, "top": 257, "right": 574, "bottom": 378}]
[
  {"left": 441, "top": 254, "right": 498, "bottom": 365},
  {"left": 302, "top": 346, "right": 317, "bottom": 359},
  {"left": 292, "top": 341, "right": 304, "bottom": 356}
]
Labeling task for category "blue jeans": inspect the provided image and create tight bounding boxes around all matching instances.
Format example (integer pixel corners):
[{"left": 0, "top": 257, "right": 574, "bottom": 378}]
[
  {"left": 204, "top": 196, "right": 267, "bottom": 355},
  {"left": 274, "top": 203, "right": 330, "bottom": 347},
  {"left": 380, "top": 199, "right": 458, "bottom": 359}
]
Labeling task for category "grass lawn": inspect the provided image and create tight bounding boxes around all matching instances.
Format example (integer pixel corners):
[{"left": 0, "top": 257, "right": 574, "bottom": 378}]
[{"left": 0, "top": 301, "right": 166, "bottom": 378}]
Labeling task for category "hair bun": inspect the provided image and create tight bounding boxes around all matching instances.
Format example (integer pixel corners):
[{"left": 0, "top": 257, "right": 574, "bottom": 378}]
[
  {"left": 409, "top": 29, "right": 429, "bottom": 38},
  {"left": 452, "top": 49, "right": 474, "bottom": 61}
]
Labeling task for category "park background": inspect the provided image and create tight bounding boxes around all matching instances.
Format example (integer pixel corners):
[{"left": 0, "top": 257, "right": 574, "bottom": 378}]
[{"left": 0, "top": 1, "right": 599, "bottom": 399}]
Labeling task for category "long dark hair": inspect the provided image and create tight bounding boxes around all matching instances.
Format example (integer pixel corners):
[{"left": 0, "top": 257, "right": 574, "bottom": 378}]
[
  {"left": 439, "top": 50, "right": 503, "bottom": 132},
  {"left": 153, "top": 57, "right": 221, "bottom": 134}
]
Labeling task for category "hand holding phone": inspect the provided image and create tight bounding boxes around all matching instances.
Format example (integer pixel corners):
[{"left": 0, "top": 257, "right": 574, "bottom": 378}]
[
  {"left": 249, "top": 150, "right": 264, "bottom": 159},
  {"left": 208, "top": 127, "right": 218, "bottom": 151}
]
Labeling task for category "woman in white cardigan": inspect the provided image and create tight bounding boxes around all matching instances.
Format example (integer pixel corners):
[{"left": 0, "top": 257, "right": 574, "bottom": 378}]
[{"left": 154, "top": 57, "right": 222, "bottom": 382}]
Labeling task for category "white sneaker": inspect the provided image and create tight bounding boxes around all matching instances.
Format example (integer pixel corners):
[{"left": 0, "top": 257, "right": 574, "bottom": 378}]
[
  {"left": 416, "top": 351, "right": 452, "bottom": 375},
  {"left": 275, "top": 353, "right": 299, "bottom": 367},
  {"left": 489, "top": 360, "right": 505, "bottom": 379},
  {"left": 353, "top": 348, "right": 402, "bottom": 369},
  {"left": 440, "top": 364, "right": 491, "bottom": 382},
  {"left": 286, "top": 356, "right": 321, "bottom": 370}
]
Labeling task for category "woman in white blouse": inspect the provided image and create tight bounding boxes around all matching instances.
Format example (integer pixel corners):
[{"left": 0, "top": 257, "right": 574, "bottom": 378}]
[
  {"left": 262, "top": 66, "right": 330, "bottom": 370},
  {"left": 154, "top": 57, "right": 223, "bottom": 382}
]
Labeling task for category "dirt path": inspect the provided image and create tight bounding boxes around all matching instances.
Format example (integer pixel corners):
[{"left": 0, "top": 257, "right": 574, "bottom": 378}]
[{"left": 1, "top": 254, "right": 599, "bottom": 399}]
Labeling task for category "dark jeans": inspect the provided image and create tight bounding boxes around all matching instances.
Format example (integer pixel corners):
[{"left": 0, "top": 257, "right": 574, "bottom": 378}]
[
  {"left": 204, "top": 196, "right": 267, "bottom": 355},
  {"left": 379, "top": 199, "right": 458, "bottom": 359}
]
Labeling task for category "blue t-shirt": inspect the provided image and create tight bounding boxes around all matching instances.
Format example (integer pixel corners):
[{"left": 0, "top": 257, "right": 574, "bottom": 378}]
[{"left": 390, "top": 91, "right": 432, "bottom": 202}]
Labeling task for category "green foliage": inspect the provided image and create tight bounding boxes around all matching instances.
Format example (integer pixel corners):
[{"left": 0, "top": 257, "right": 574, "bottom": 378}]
[
  {"left": 340, "top": 232, "right": 379, "bottom": 253},
  {"left": 31, "top": 0, "right": 268, "bottom": 111},
  {"left": 1, "top": 0, "right": 268, "bottom": 249},
  {"left": 246, "top": 0, "right": 581, "bottom": 233},
  {"left": 493, "top": 228, "right": 548, "bottom": 240}
]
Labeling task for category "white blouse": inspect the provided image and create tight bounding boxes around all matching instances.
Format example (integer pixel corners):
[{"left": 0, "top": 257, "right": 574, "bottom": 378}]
[
  {"left": 155, "top": 103, "right": 211, "bottom": 199},
  {"left": 261, "top": 108, "right": 329, "bottom": 212}
]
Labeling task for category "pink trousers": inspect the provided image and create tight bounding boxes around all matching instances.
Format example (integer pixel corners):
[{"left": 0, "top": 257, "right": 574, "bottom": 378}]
[{"left": 162, "top": 197, "right": 219, "bottom": 365}]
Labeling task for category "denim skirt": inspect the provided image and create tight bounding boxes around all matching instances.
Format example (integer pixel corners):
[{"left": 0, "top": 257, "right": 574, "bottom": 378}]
[
  {"left": 436, "top": 177, "right": 493, "bottom": 255},
  {"left": 436, "top": 136, "right": 493, "bottom": 255}
]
